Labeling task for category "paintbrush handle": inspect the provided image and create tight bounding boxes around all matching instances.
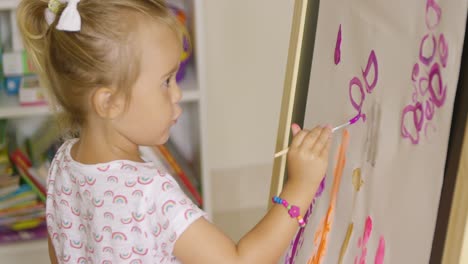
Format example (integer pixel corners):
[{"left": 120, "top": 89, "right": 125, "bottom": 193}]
[{"left": 274, "top": 119, "right": 355, "bottom": 158}]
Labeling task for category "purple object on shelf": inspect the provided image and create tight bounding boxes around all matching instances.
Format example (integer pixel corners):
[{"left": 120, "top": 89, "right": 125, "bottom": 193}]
[
  {"left": 176, "top": 27, "right": 192, "bottom": 82},
  {"left": 176, "top": 55, "right": 190, "bottom": 83},
  {"left": 0, "top": 223, "right": 48, "bottom": 245},
  {"left": 168, "top": 4, "right": 192, "bottom": 83}
]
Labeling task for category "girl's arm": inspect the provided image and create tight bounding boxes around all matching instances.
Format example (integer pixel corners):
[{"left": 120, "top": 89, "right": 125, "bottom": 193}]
[
  {"left": 174, "top": 126, "right": 331, "bottom": 264},
  {"left": 48, "top": 235, "right": 58, "bottom": 264}
]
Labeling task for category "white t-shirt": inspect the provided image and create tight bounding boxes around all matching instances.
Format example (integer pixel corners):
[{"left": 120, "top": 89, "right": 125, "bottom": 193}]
[{"left": 46, "top": 139, "right": 206, "bottom": 264}]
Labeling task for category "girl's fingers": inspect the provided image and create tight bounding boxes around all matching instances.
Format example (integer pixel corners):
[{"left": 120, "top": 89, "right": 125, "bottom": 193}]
[
  {"left": 291, "top": 123, "right": 301, "bottom": 136},
  {"left": 290, "top": 126, "right": 308, "bottom": 148},
  {"left": 313, "top": 126, "right": 332, "bottom": 154},
  {"left": 301, "top": 126, "right": 323, "bottom": 149},
  {"left": 320, "top": 134, "right": 332, "bottom": 158}
]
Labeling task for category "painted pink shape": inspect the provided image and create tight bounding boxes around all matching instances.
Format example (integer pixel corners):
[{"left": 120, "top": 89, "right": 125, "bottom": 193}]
[
  {"left": 354, "top": 216, "right": 374, "bottom": 264},
  {"left": 335, "top": 24, "right": 342, "bottom": 65},
  {"left": 363, "top": 216, "right": 373, "bottom": 244},
  {"left": 401, "top": 102, "right": 424, "bottom": 144},
  {"left": 427, "top": 62, "right": 447, "bottom": 108},
  {"left": 412, "top": 63, "right": 420, "bottom": 82},
  {"left": 425, "top": 100, "right": 435, "bottom": 120},
  {"left": 374, "top": 237, "right": 385, "bottom": 264},
  {"left": 349, "top": 77, "right": 367, "bottom": 122},
  {"left": 425, "top": 0, "right": 442, "bottom": 30},
  {"left": 419, "top": 34, "right": 436, "bottom": 66},
  {"left": 438, "top": 34, "right": 448, "bottom": 67},
  {"left": 362, "top": 50, "right": 379, "bottom": 94}
]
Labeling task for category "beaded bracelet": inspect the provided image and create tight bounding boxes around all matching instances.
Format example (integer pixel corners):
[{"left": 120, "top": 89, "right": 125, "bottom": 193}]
[{"left": 272, "top": 196, "right": 306, "bottom": 227}]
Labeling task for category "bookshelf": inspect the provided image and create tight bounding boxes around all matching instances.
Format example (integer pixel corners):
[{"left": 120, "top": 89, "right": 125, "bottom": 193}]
[
  {"left": 0, "top": 0, "right": 211, "bottom": 262},
  {"left": 0, "top": 63, "right": 200, "bottom": 119}
]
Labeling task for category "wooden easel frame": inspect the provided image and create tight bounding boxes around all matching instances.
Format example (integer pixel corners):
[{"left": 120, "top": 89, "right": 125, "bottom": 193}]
[
  {"left": 269, "top": 1, "right": 468, "bottom": 263},
  {"left": 269, "top": 0, "right": 319, "bottom": 200}
]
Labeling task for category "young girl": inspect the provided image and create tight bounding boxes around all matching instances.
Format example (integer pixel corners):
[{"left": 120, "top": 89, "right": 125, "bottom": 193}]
[{"left": 17, "top": 0, "right": 332, "bottom": 263}]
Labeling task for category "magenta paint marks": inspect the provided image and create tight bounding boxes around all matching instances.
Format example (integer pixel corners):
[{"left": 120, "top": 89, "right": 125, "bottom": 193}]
[
  {"left": 355, "top": 216, "right": 373, "bottom": 264},
  {"left": 354, "top": 216, "right": 386, "bottom": 264},
  {"left": 284, "top": 178, "right": 326, "bottom": 264},
  {"left": 401, "top": 0, "right": 448, "bottom": 144},
  {"left": 348, "top": 50, "right": 379, "bottom": 123},
  {"left": 335, "top": 24, "right": 342, "bottom": 65},
  {"left": 374, "top": 236, "right": 386, "bottom": 264}
]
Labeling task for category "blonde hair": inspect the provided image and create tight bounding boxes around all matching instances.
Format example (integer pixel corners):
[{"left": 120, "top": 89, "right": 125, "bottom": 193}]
[{"left": 17, "top": 0, "right": 181, "bottom": 135}]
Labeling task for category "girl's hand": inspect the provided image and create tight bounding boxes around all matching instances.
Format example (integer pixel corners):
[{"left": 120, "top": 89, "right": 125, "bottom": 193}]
[
  {"left": 173, "top": 124, "right": 333, "bottom": 264},
  {"left": 287, "top": 123, "right": 332, "bottom": 188}
]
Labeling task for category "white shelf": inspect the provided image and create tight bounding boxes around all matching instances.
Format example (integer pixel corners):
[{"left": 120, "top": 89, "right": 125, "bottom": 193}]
[
  {"left": 0, "top": 64, "right": 200, "bottom": 119},
  {"left": 0, "top": 94, "right": 50, "bottom": 119},
  {"left": 0, "top": 0, "right": 18, "bottom": 10}
]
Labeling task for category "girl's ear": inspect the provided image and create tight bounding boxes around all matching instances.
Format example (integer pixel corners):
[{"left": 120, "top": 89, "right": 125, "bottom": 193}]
[{"left": 91, "top": 87, "right": 125, "bottom": 119}]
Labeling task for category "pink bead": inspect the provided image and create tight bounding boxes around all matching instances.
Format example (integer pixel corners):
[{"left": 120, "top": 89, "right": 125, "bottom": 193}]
[
  {"left": 288, "top": 205, "right": 300, "bottom": 218},
  {"left": 272, "top": 196, "right": 305, "bottom": 227},
  {"left": 298, "top": 218, "right": 305, "bottom": 227}
]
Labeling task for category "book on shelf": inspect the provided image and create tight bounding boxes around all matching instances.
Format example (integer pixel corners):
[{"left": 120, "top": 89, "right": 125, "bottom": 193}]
[
  {"left": 0, "top": 223, "right": 48, "bottom": 245},
  {"left": 10, "top": 149, "right": 46, "bottom": 202},
  {"left": 0, "top": 200, "right": 43, "bottom": 219},
  {"left": 156, "top": 140, "right": 202, "bottom": 206},
  {"left": 0, "top": 184, "right": 17, "bottom": 197},
  {"left": 165, "top": 140, "right": 201, "bottom": 193},
  {"left": 0, "top": 185, "right": 37, "bottom": 211},
  {"left": 0, "top": 175, "right": 19, "bottom": 189},
  {"left": 0, "top": 119, "right": 51, "bottom": 244},
  {"left": 25, "top": 117, "right": 60, "bottom": 167},
  {"left": 140, "top": 140, "right": 203, "bottom": 207}
]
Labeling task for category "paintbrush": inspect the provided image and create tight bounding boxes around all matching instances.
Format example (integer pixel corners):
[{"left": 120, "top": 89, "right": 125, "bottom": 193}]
[{"left": 273, "top": 115, "right": 360, "bottom": 158}]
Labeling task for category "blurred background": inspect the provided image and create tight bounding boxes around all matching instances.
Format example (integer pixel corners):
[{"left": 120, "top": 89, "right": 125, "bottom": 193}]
[{"left": 0, "top": 0, "right": 295, "bottom": 262}]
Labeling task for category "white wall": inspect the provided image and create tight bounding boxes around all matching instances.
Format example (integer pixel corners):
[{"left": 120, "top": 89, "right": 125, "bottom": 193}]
[
  {"left": 202, "top": 1, "right": 294, "bottom": 214},
  {"left": 204, "top": 0, "right": 294, "bottom": 170}
]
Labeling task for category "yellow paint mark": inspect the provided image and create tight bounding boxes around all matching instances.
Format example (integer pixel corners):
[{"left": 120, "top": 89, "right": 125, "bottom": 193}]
[
  {"left": 307, "top": 130, "right": 350, "bottom": 264},
  {"left": 338, "top": 223, "right": 354, "bottom": 264},
  {"left": 352, "top": 168, "right": 363, "bottom": 192}
]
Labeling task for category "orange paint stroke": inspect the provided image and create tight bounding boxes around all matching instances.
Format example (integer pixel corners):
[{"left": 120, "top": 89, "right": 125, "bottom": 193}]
[
  {"left": 330, "top": 129, "right": 350, "bottom": 205},
  {"left": 307, "top": 130, "right": 350, "bottom": 264}
]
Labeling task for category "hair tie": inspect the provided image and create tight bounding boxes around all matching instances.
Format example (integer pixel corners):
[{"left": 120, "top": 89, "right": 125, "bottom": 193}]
[{"left": 45, "top": 0, "right": 81, "bottom": 32}]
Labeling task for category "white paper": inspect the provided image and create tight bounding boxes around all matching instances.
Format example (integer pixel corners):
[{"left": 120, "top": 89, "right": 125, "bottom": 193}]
[{"left": 282, "top": 0, "right": 467, "bottom": 263}]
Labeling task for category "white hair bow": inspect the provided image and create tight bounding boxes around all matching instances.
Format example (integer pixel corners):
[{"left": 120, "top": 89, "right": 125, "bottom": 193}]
[{"left": 45, "top": 0, "right": 81, "bottom": 32}]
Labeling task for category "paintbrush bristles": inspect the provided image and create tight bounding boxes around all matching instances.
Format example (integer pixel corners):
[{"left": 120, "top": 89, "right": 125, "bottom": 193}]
[{"left": 331, "top": 121, "right": 351, "bottom": 132}]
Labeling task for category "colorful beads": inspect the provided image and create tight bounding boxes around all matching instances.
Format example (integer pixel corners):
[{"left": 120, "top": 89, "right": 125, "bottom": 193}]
[
  {"left": 288, "top": 205, "right": 300, "bottom": 218},
  {"left": 272, "top": 196, "right": 306, "bottom": 228}
]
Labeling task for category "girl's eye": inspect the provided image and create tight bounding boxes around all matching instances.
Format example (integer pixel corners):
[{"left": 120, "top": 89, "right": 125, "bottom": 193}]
[{"left": 163, "top": 77, "right": 171, "bottom": 88}]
